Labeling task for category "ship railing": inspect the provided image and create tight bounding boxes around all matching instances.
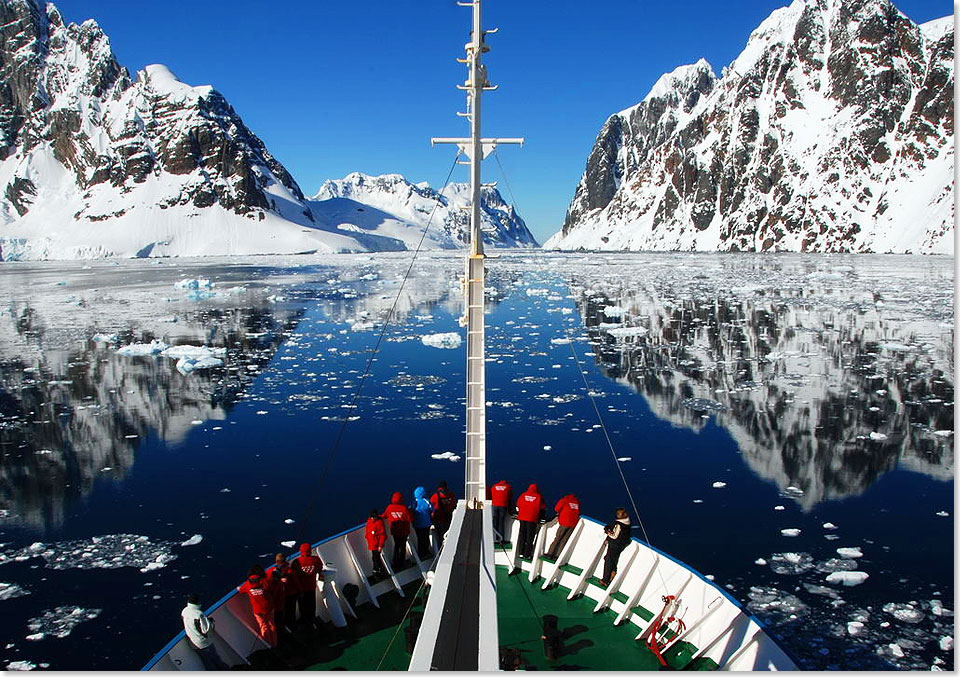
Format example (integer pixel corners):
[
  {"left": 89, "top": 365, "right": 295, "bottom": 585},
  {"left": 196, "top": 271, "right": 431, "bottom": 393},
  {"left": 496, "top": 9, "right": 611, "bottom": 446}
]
[
  {"left": 495, "top": 514, "right": 797, "bottom": 671},
  {"left": 143, "top": 521, "right": 437, "bottom": 671}
]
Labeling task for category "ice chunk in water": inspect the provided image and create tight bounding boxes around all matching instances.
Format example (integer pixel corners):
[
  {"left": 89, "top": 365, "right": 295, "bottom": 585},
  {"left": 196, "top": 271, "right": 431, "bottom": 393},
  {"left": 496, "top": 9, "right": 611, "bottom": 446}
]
[
  {"left": 825, "top": 571, "right": 869, "bottom": 586},
  {"left": 836, "top": 547, "right": 862, "bottom": 558},
  {"left": 847, "top": 621, "right": 865, "bottom": 636},
  {"left": 822, "top": 522, "right": 838, "bottom": 530},
  {"left": 769, "top": 552, "right": 814, "bottom": 575},
  {"left": 817, "top": 558, "right": 858, "bottom": 573},
  {"left": 935, "top": 511, "right": 949, "bottom": 517},
  {"left": 27, "top": 606, "right": 101, "bottom": 639},
  {"left": 0, "top": 582, "right": 29, "bottom": 600},
  {"left": 780, "top": 528, "right": 801, "bottom": 537},
  {"left": 421, "top": 333, "right": 462, "bottom": 349},
  {"left": 0, "top": 534, "right": 176, "bottom": 572},
  {"left": 430, "top": 451, "right": 461, "bottom": 462},
  {"left": 747, "top": 586, "right": 807, "bottom": 624},
  {"left": 180, "top": 535, "right": 203, "bottom": 547},
  {"left": 712, "top": 481, "right": 727, "bottom": 488},
  {"left": 940, "top": 636, "right": 954, "bottom": 651},
  {"left": 281, "top": 540, "right": 296, "bottom": 548},
  {"left": 882, "top": 602, "right": 924, "bottom": 623},
  {"left": 284, "top": 519, "right": 295, "bottom": 525},
  {"left": 5, "top": 661, "right": 36, "bottom": 670}
]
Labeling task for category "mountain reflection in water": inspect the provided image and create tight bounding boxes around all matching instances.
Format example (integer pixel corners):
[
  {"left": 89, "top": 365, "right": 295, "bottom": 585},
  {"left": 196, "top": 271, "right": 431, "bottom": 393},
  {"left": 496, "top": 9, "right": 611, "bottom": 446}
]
[{"left": 565, "top": 253, "right": 954, "bottom": 508}]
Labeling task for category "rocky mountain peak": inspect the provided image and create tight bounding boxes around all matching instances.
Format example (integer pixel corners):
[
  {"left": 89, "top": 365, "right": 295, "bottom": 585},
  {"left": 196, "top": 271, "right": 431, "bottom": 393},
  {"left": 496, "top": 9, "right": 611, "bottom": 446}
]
[{"left": 550, "top": 0, "right": 954, "bottom": 253}]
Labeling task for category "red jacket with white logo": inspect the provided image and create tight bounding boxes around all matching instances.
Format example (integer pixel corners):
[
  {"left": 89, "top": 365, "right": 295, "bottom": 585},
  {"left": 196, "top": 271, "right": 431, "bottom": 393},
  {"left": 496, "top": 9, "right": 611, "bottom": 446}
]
[
  {"left": 489, "top": 480, "right": 512, "bottom": 508},
  {"left": 383, "top": 492, "right": 412, "bottom": 537},
  {"left": 554, "top": 494, "right": 581, "bottom": 528},
  {"left": 238, "top": 575, "right": 273, "bottom": 615},
  {"left": 293, "top": 544, "right": 324, "bottom": 593},
  {"left": 366, "top": 516, "right": 387, "bottom": 551},
  {"left": 516, "top": 484, "right": 544, "bottom": 523}
]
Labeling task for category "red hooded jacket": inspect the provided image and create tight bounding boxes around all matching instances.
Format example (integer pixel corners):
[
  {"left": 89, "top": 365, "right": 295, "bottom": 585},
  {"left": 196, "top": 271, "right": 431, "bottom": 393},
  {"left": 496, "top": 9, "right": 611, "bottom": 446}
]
[
  {"left": 292, "top": 543, "right": 324, "bottom": 593},
  {"left": 489, "top": 480, "right": 512, "bottom": 508},
  {"left": 554, "top": 494, "right": 581, "bottom": 528},
  {"left": 430, "top": 487, "right": 457, "bottom": 522},
  {"left": 383, "top": 492, "right": 412, "bottom": 537},
  {"left": 365, "top": 515, "right": 387, "bottom": 551},
  {"left": 238, "top": 574, "right": 273, "bottom": 615},
  {"left": 517, "top": 484, "right": 544, "bottom": 522}
]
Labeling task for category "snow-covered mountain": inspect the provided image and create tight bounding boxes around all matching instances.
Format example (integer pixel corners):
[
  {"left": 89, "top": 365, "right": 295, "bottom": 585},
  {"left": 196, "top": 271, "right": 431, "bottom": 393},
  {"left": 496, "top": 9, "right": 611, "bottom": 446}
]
[
  {"left": 0, "top": 0, "right": 533, "bottom": 260},
  {"left": 310, "top": 172, "right": 538, "bottom": 250},
  {"left": 548, "top": 0, "right": 954, "bottom": 254}
]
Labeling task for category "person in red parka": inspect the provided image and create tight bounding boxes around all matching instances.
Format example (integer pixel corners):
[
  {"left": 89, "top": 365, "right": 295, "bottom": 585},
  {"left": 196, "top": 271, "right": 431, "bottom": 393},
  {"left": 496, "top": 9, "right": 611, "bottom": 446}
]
[
  {"left": 291, "top": 543, "right": 324, "bottom": 631},
  {"left": 516, "top": 484, "right": 545, "bottom": 559},
  {"left": 268, "top": 553, "right": 298, "bottom": 635},
  {"left": 430, "top": 480, "right": 457, "bottom": 544},
  {"left": 382, "top": 492, "right": 413, "bottom": 571},
  {"left": 365, "top": 508, "right": 387, "bottom": 578},
  {"left": 488, "top": 479, "right": 512, "bottom": 545},
  {"left": 546, "top": 493, "right": 580, "bottom": 559},
  {"left": 237, "top": 564, "right": 277, "bottom": 647}
]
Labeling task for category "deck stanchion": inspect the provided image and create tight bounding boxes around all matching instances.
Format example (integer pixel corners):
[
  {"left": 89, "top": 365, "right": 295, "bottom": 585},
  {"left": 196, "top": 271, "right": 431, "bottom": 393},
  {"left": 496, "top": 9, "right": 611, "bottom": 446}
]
[
  {"left": 614, "top": 552, "right": 660, "bottom": 625},
  {"left": 541, "top": 520, "right": 584, "bottom": 590},
  {"left": 593, "top": 543, "right": 638, "bottom": 613},
  {"left": 343, "top": 538, "right": 381, "bottom": 609}
]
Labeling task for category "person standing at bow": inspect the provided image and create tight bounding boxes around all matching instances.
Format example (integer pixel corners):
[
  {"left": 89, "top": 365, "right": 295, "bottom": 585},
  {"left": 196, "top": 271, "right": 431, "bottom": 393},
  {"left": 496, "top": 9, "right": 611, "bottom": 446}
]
[
  {"left": 411, "top": 486, "right": 434, "bottom": 559},
  {"left": 516, "top": 484, "right": 545, "bottom": 559},
  {"left": 292, "top": 543, "right": 324, "bottom": 630},
  {"left": 489, "top": 479, "right": 512, "bottom": 545},
  {"left": 268, "top": 553, "right": 298, "bottom": 635},
  {"left": 430, "top": 480, "right": 457, "bottom": 544},
  {"left": 181, "top": 593, "right": 230, "bottom": 670},
  {"left": 600, "top": 508, "right": 632, "bottom": 586},
  {"left": 237, "top": 565, "right": 277, "bottom": 648},
  {"left": 546, "top": 492, "right": 580, "bottom": 559},
  {"left": 383, "top": 491, "right": 413, "bottom": 570},
  {"left": 365, "top": 509, "right": 388, "bottom": 577}
]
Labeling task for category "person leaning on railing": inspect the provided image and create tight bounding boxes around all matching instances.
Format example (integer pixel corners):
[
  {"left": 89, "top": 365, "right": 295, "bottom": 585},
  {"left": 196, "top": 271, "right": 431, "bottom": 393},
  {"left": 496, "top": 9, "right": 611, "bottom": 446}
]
[{"left": 599, "top": 508, "right": 631, "bottom": 586}]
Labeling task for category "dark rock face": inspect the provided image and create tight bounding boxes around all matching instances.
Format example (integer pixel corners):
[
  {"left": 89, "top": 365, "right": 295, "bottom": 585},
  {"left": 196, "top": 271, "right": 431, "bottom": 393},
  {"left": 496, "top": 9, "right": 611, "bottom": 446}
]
[
  {"left": 556, "top": 0, "right": 954, "bottom": 253},
  {"left": 0, "top": 0, "right": 310, "bottom": 226}
]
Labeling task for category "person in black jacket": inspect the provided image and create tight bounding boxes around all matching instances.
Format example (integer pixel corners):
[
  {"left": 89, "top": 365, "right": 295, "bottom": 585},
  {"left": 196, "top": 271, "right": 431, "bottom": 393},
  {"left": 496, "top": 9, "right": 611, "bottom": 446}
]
[{"left": 600, "top": 508, "right": 631, "bottom": 586}]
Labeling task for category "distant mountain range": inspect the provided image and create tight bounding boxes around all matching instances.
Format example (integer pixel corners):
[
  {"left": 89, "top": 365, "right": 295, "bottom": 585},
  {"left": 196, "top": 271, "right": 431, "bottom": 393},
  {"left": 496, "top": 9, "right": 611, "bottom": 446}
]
[
  {"left": 0, "top": 0, "right": 535, "bottom": 260},
  {"left": 547, "top": 0, "right": 954, "bottom": 254}
]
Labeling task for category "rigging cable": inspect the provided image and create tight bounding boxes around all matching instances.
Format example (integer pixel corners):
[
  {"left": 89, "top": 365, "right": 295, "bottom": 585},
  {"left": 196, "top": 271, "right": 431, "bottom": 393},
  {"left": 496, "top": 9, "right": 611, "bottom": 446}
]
[
  {"left": 296, "top": 151, "right": 463, "bottom": 543},
  {"left": 491, "top": 148, "right": 668, "bottom": 590}
]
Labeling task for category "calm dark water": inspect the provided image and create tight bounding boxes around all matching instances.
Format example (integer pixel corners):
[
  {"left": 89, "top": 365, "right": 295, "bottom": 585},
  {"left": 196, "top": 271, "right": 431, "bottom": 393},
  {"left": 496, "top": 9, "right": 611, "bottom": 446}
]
[{"left": 0, "top": 252, "right": 953, "bottom": 670}]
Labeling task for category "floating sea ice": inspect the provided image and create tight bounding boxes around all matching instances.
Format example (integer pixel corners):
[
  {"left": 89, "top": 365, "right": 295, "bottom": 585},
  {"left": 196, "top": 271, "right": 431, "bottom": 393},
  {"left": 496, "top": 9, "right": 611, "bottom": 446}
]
[
  {"left": 284, "top": 519, "right": 295, "bottom": 525},
  {"left": 421, "top": 333, "right": 462, "bottom": 349},
  {"left": 6, "top": 661, "right": 36, "bottom": 671},
  {"left": 847, "top": 621, "right": 865, "bottom": 636},
  {"left": 940, "top": 636, "right": 953, "bottom": 651},
  {"left": 802, "top": 583, "right": 840, "bottom": 599},
  {"left": 929, "top": 599, "right": 953, "bottom": 617},
  {"left": 26, "top": 606, "right": 101, "bottom": 639},
  {"left": 774, "top": 506, "right": 785, "bottom": 511},
  {"left": 550, "top": 338, "right": 571, "bottom": 345},
  {"left": 430, "top": 451, "right": 461, "bottom": 462},
  {"left": 823, "top": 522, "right": 838, "bottom": 530},
  {"left": 351, "top": 321, "right": 375, "bottom": 331},
  {"left": 174, "top": 278, "right": 212, "bottom": 290},
  {"left": 817, "top": 558, "right": 858, "bottom": 573},
  {"left": 0, "top": 534, "right": 177, "bottom": 572},
  {"left": 712, "top": 481, "right": 726, "bottom": 488},
  {"left": 825, "top": 571, "right": 869, "bottom": 586},
  {"left": 746, "top": 586, "right": 807, "bottom": 624},
  {"left": 692, "top": 499, "right": 703, "bottom": 504},
  {"left": 617, "top": 457, "right": 632, "bottom": 462},
  {"left": 836, "top": 547, "right": 862, "bottom": 558},
  {"left": 754, "top": 558, "right": 767, "bottom": 565},
  {"left": 542, "top": 445, "right": 552, "bottom": 451},
  {"left": 869, "top": 432, "right": 888, "bottom": 441},
  {"left": 768, "top": 552, "right": 814, "bottom": 575},
  {"left": 935, "top": 511, "right": 949, "bottom": 517},
  {"left": 280, "top": 541, "right": 296, "bottom": 548},
  {"left": 882, "top": 602, "right": 924, "bottom": 623},
  {"left": 0, "top": 582, "right": 29, "bottom": 600},
  {"left": 219, "top": 488, "right": 231, "bottom": 493},
  {"left": 117, "top": 340, "right": 168, "bottom": 357},
  {"left": 780, "top": 528, "right": 801, "bottom": 537},
  {"left": 180, "top": 535, "right": 203, "bottom": 547}
]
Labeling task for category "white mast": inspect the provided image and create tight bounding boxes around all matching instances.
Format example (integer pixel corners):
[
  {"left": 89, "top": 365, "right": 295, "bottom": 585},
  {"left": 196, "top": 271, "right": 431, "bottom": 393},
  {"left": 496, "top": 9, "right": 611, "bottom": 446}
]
[{"left": 432, "top": 0, "right": 522, "bottom": 507}]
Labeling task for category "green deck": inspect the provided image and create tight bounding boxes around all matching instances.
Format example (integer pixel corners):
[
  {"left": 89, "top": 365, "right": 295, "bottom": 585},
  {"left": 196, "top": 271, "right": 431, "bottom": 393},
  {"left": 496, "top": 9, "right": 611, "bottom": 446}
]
[{"left": 496, "top": 565, "right": 717, "bottom": 671}]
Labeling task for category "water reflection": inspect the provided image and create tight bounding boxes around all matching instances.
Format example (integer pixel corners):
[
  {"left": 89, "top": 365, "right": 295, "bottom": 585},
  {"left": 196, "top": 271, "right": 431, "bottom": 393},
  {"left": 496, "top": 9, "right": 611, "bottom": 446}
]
[{"left": 565, "top": 255, "right": 954, "bottom": 508}]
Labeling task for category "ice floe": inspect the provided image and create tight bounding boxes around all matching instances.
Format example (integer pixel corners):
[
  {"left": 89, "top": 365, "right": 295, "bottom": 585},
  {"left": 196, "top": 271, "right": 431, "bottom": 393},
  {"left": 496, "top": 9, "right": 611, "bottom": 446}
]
[
  {"left": 825, "top": 571, "right": 869, "bottom": 586},
  {"left": 822, "top": 522, "right": 837, "bottom": 530},
  {"left": 26, "top": 606, "right": 101, "bottom": 640},
  {"left": 430, "top": 451, "right": 461, "bottom": 462},
  {"left": 780, "top": 528, "right": 801, "bottom": 537},
  {"left": 6, "top": 661, "right": 36, "bottom": 670},
  {"left": 836, "top": 547, "right": 862, "bottom": 558},
  {"left": 768, "top": 552, "right": 814, "bottom": 575},
  {"left": 882, "top": 602, "right": 924, "bottom": 623},
  {"left": 0, "top": 535, "right": 176, "bottom": 573},
  {"left": 747, "top": 586, "right": 807, "bottom": 624},
  {"left": 817, "top": 558, "right": 859, "bottom": 573},
  {"left": 712, "top": 481, "right": 726, "bottom": 488},
  {"left": 180, "top": 534, "right": 203, "bottom": 547},
  {"left": 0, "top": 582, "right": 29, "bottom": 600},
  {"left": 421, "top": 332, "right": 462, "bottom": 349},
  {"left": 280, "top": 540, "right": 296, "bottom": 548}
]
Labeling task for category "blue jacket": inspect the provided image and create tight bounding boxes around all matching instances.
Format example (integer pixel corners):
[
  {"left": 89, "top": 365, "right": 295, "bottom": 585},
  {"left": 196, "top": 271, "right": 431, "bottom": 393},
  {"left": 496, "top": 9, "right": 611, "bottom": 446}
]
[{"left": 411, "top": 486, "right": 432, "bottom": 528}]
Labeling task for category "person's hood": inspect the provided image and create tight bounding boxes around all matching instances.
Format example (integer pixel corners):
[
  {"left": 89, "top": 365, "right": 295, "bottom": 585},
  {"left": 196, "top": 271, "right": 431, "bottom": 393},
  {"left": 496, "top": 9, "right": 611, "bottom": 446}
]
[
  {"left": 527, "top": 484, "right": 539, "bottom": 493},
  {"left": 617, "top": 516, "right": 631, "bottom": 525},
  {"left": 299, "top": 543, "right": 311, "bottom": 556},
  {"left": 248, "top": 574, "right": 263, "bottom": 584},
  {"left": 187, "top": 602, "right": 202, "bottom": 610},
  {"left": 414, "top": 486, "right": 426, "bottom": 499},
  {"left": 367, "top": 515, "right": 381, "bottom": 524},
  {"left": 391, "top": 491, "right": 403, "bottom": 503}
]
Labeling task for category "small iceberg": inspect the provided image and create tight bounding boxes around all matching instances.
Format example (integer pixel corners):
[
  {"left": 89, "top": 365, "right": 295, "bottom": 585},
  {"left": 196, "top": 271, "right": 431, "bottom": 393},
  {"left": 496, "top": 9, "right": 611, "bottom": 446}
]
[
  {"left": 825, "top": 571, "right": 869, "bottom": 586},
  {"left": 836, "top": 547, "right": 862, "bottom": 558},
  {"left": 712, "top": 481, "right": 727, "bottom": 488},
  {"left": 780, "top": 528, "right": 801, "bottom": 537},
  {"left": 421, "top": 333, "right": 462, "bottom": 349},
  {"left": 180, "top": 535, "right": 203, "bottom": 547}
]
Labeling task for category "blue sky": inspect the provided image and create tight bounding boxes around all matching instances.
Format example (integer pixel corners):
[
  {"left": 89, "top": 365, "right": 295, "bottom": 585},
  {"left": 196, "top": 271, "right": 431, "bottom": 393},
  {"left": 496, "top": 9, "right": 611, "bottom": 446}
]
[{"left": 52, "top": 0, "right": 951, "bottom": 243}]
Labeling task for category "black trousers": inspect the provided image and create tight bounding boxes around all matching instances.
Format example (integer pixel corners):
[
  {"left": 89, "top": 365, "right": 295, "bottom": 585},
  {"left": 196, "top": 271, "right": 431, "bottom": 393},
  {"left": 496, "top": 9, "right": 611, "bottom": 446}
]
[
  {"left": 276, "top": 595, "right": 297, "bottom": 632},
  {"left": 603, "top": 542, "right": 627, "bottom": 582},
  {"left": 492, "top": 506, "right": 509, "bottom": 543},
  {"left": 518, "top": 520, "right": 539, "bottom": 558},
  {"left": 371, "top": 549, "right": 386, "bottom": 575},
  {"left": 546, "top": 525, "right": 573, "bottom": 559},
  {"left": 392, "top": 534, "right": 408, "bottom": 569},
  {"left": 414, "top": 526, "right": 432, "bottom": 558},
  {"left": 297, "top": 588, "right": 317, "bottom": 626}
]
